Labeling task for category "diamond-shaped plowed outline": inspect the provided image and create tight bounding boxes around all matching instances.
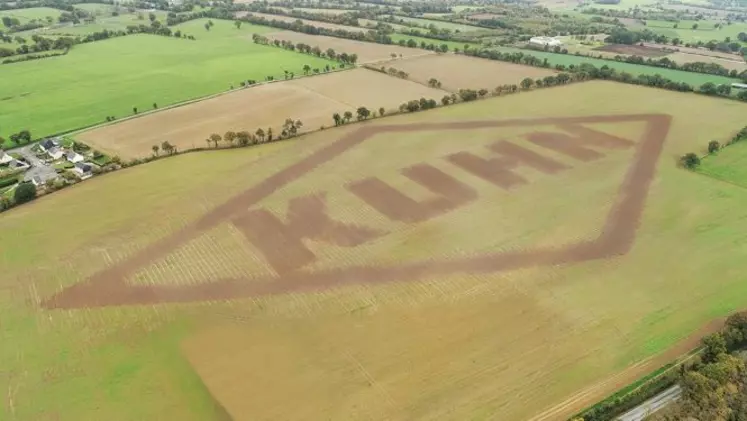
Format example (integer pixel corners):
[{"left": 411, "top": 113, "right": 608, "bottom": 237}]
[{"left": 43, "top": 114, "right": 672, "bottom": 309}]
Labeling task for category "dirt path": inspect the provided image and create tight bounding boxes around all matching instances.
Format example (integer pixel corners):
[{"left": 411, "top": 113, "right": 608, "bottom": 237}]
[{"left": 43, "top": 113, "right": 672, "bottom": 309}]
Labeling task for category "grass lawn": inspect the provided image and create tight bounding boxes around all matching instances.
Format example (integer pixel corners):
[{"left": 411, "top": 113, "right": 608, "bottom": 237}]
[
  {"left": 0, "top": 18, "right": 335, "bottom": 145},
  {"left": 0, "top": 7, "right": 62, "bottom": 27},
  {"left": 697, "top": 140, "right": 747, "bottom": 188}
]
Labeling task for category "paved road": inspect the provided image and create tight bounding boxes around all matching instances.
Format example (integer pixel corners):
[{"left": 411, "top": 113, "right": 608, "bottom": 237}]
[
  {"left": 617, "top": 385, "right": 681, "bottom": 421},
  {"left": 13, "top": 145, "right": 58, "bottom": 183}
]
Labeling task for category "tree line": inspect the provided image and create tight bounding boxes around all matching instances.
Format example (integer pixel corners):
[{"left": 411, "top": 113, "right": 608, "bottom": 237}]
[
  {"left": 648, "top": 313, "right": 747, "bottom": 421},
  {"left": 251, "top": 34, "right": 359, "bottom": 65},
  {"left": 681, "top": 125, "right": 747, "bottom": 170},
  {"left": 460, "top": 47, "right": 747, "bottom": 102}
]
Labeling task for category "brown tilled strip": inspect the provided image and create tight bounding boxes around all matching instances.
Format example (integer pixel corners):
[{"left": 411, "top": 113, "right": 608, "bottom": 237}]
[
  {"left": 347, "top": 163, "right": 477, "bottom": 223},
  {"left": 43, "top": 114, "right": 672, "bottom": 309}
]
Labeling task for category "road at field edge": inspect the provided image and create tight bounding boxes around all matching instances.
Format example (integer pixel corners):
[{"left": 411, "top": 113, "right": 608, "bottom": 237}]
[{"left": 616, "top": 385, "right": 681, "bottom": 421}]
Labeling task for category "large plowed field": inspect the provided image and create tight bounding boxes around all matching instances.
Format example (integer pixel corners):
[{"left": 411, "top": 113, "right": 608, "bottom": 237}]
[
  {"left": 3, "top": 81, "right": 747, "bottom": 421},
  {"left": 77, "top": 68, "right": 447, "bottom": 158}
]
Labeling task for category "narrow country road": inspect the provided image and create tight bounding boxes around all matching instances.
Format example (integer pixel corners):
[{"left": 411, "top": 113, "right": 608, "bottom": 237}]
[{"left": 616, "top": 385, "right": 681, "bottom": 421}]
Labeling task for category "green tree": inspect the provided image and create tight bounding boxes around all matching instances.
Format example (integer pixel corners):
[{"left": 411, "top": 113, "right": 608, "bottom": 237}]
[
  {"left": 702, "top": 333, "right": 727, "bottom": 363},
  {"left": 14, "top": 182, "right": 36, "bottom": 204},
  {"left": 379, "top": 107, "right": 385, "bottom": 117},
  {"left": 224, "top": 131, "right": 237, "bottom": 146},
  {"left": 521, "top": 78, "right": 534, "bottom": 90},
  {"left": 333, "top": 113, "right": 342, "bottom": 126},
  {"left": 209, "top": 133, "right": 221, "bottom": 148},
  {"left": 152, "top": 144, "right": 159, "bottom": 156},
  {"left": 343, "top": 111, "right": 353, "bottom": 123},
  {"left": 303, "top": 64, "right": 311, "bottom": 75},
  {"left": 234, "top": 20, "right": 242, "bottom": 29},
  {"left": 255, "top": 128, "right": 265, "bottom": 142},
  {"left": 680, "top": 152, "right": 701, "bottom": 169},
  {"left": 708, "top": 140, "right": 720, "bottom": 154},
  {"left": 692, "top": 23, "right": 698, "bottom": 30},
  {"left": 267, "top": 127, "right": 273, "bottom": 142},
  {"left": 204, "top": 22, "right": 211, "bottom": 31},
  {"left": 356, "top": 107, "right": 370, "bottom": 120},
  {"left": 133, "top": 107, "right": 138, "bottom": 114}
]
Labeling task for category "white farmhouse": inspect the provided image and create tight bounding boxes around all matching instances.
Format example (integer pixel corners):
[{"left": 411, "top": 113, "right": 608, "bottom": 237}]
[{"left": 529, "top": 36, "right": 563, "bottom": 47}]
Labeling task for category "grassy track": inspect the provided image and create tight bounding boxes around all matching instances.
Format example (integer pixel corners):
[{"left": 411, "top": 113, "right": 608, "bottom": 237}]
[
  {"left": 0, "top": 18, "right": 335, "bottom": 145},
  {"left": 2, "top": 82, "right": 747, "bottom": 421}
]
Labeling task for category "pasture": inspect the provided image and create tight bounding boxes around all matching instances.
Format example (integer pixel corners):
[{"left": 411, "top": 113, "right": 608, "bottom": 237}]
[
  {"left": 236, "top": 11, "right": 368, "bottom": 32},
  {"left": 489, "top": 44, "right": 741, "bottom": 85},
  {"left": 3, "top": 81, "right": 747, "bottom": 421},
  {"left": 383, "top": 53, "right": 557, "bottom": 91},
  {"left": 0, "top": 19, "right": 335, "bottom": 144},
  {"left": 0, "top": 7, "right": 61, "bottom": 26},
  {"left": 265, "top": 30, "right": 434, "bottom": 63},
  {"left": 378, "top": 14, "right": 484, "bottom": 32},
  {"left": 76, "top": 68, "right": 446, "bottom": 157}
]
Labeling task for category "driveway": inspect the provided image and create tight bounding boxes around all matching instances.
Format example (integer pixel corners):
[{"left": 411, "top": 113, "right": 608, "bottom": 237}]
[{"left": 13, "top": 145, "right": 58, "bottom": 183}]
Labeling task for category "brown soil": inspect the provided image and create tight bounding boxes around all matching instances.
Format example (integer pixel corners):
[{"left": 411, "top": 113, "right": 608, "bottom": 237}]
[
  {"left": 381, "top": 53, "right": 557, "bottom": 93},
  {"left": 78, "top": 69, "right": 444, "bottom": 158},
  {"left": 43, "top": 113, "right": 672, "bottom": 309},
  {"left": 595, "top": 44, "right": 671, "bottom": 58},
  {"left": 264, "top": 30, "right": 434, "bottom": 64}
]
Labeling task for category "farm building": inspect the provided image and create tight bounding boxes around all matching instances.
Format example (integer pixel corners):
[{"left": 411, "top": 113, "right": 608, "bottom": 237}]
[
  {"left": 0, "top": 151, "right": 12, "bottom": 165},
  {"left": 732, "top": 83, "right": 747, "bottom": 90},
  {"left": 529, "top": 36, "right": 563, "bottom": 47}
]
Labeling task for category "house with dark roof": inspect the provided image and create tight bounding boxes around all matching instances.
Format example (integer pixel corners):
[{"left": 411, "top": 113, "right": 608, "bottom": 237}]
[
  {"left": 38, "top": 138, "right": 60, "bottom": 152},
  {"left": 73, "top": 162, "right": 94, "bottom": 179}
]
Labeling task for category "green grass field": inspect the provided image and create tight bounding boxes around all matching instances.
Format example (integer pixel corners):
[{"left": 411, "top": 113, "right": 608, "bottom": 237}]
[
  {"left": 380, "top": 14, "right": 484, "bottom": 32},
  {"left": 643, "top": 19, "right": 747, "bottom": 45},
  {"left": 0, "top": 18, "right": 335, "bottom": 145},
  {"left": 1, "top": 82, "right": 747, "bottom": 421},
  {"left": 697, "top": 140, "right": 747, "bottom": 187},
  {"left": 0, "top": 7, "right": 62, "bottom": 27}
]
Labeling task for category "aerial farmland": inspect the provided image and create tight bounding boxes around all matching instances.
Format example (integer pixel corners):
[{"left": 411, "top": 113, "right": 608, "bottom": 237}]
[{"left": 1, "top": 0, "right": 747, "bottom": 421}]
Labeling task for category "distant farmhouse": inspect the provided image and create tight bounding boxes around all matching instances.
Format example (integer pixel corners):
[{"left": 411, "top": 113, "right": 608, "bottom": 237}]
[
  {"left": 732, "top": 83, "right": 747, "bottom": 90},
  {"left": 529, "top": 36, "right": 563, "bottom": 47}
]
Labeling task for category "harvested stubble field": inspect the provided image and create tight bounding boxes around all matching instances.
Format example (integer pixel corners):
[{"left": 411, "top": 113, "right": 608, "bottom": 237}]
[
  {"left": 235, "top": 11, "right": 368, "bottom": 32},
  {"left": 3, "top": 81, "right": 747, "bottom": 421},
  {"left": 265, "top": 30, "right": 434, "bottom": 63},
  {"left": 77, "top": 68, "right": 446, "bottom": 158},
  {"left": 384, "top": 53, "right": 557, "bottom": 92}
]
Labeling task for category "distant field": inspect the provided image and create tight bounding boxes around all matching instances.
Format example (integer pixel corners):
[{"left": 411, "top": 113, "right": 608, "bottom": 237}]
[
  {"left": 0, "top": 19, "right": 335, "bottom": 144},
  {"left": 76, "top": 68, "right": 446, "bottom": 157},
  {"left": 490, "top": 45, "right": 740, "bottom": 85},
  {"left": 265, "top": 30, "right": 433, "bottom": 63},
  {"left": 46, "top": 10, "right": 170, "bottom": 35},
  {"left": 0, "top": 7, "right": 61, "bottom": 26},
  {"left": 642, "top": 19, "right": 747, "bottom": 44},
  {"left": 382, "top": 53, "right": 556, "bottom": 91},
  {"left": 379, "top": 14, "right": 484, "bottom": 32},
  {"left": 236, "top": 11, "right": 368, "bottom": 32},
  {"left": 4, "top": 81, "right": 747, "bottom": 421},
  {"left": 389, "top": 33, "right": 476, "bottom": 51}
]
